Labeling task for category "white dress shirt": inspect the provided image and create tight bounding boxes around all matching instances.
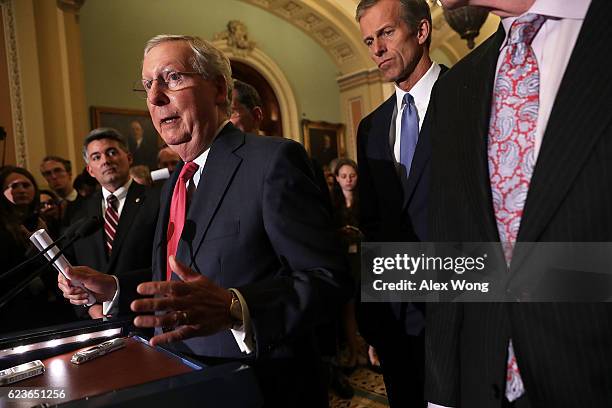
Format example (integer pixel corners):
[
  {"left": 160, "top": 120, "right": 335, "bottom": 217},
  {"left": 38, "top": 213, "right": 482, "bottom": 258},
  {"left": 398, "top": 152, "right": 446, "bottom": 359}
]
[
  {"left": 100, "top": 178, "right": 133, "bottom": 316},
  {"left": 428, "top": 1, "right": 589, "bottom": 407},
  {"left": 392, "top": 62, "right": 441, "bottom": 164}
]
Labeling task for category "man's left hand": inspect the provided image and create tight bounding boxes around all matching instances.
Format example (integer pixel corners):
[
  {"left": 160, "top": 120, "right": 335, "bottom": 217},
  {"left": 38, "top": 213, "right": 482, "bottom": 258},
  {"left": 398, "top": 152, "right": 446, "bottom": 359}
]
[{"left": 130, "top": 256, "right": 234, "bottom": 347}]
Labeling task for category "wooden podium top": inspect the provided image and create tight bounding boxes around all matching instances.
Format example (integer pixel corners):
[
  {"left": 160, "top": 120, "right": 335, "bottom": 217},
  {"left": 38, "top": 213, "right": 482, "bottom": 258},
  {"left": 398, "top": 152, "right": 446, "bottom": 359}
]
[{"left": 4, "top": 336, "right": 195, "bottom": 406}]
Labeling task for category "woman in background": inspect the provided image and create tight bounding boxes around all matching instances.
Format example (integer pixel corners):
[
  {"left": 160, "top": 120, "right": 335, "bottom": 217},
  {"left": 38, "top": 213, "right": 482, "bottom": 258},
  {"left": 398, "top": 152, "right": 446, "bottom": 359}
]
[
  {"left": 332, "top": 158, "right": 363, "bottom": 371},
  {"left": 0, "top": 166, "right": 75, "bottom": 332}
]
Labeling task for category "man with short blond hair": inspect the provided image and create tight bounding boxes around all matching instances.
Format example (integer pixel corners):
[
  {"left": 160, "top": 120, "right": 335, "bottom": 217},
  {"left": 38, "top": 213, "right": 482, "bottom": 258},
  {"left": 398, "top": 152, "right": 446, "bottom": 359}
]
[{"left": 355, "top": 0, "right": 446, "bottom": 405}]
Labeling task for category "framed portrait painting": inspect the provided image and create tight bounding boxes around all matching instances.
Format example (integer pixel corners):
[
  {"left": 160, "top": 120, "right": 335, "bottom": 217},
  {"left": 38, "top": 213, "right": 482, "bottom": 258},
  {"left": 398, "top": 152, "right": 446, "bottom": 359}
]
[
  {"left": 90, "top": 106, "right": 161, "bottom": 169},
  {"left": 302, "top": 120, "right": 345, "bottom": 169}
]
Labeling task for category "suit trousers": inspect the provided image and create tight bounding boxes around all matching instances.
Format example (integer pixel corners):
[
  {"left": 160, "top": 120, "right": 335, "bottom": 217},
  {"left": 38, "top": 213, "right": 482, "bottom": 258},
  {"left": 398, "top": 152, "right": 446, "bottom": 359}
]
[{"left": 377, "top": 332, "right": 425, "bottom": 408}]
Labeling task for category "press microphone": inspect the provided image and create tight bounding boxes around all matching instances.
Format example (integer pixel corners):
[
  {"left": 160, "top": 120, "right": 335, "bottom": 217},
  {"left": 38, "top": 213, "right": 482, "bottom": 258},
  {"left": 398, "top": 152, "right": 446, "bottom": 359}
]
[
  {"left": 0, "top": 217, "right": 102, "bottom": 310},
  {"left": 1, "top": 216, "right": 100, "bottom": 281}
]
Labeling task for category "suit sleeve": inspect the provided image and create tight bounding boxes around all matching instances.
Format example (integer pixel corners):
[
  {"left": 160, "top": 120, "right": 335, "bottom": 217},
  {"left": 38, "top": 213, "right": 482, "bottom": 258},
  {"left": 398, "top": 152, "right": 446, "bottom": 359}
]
[
  {"left": 237, "top": 140, "right": 353, "bottom": 358},
  {"left": 356, "top": 118, "right": 381, "bottom": 241}
]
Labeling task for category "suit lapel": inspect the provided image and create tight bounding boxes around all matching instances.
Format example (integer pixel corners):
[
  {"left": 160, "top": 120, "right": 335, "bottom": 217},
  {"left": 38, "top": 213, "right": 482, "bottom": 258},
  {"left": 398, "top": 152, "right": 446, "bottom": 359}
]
[
  {"left": 370, "top": 95, "right": 404, "bottom": 194},
  {"left": 177, "top": 125, "right": 244, "bottom": 273},
  {"left": 85, "top": 191, "right": 107, "bottom": 269},
  {"left": 517, "top": 0, "right": 612, "bottom": 243},
  {"left": 403, "top": 65, "right": 448, "bottom": 207},
  {"left": 459, "top": 24, "right": 506, "bottom": 243},
  {"left": 153, "top": 166, "right": 179, "bottom": 281},
  {"left": 106, "top": 182, "right": 145, "bottom": 272}
]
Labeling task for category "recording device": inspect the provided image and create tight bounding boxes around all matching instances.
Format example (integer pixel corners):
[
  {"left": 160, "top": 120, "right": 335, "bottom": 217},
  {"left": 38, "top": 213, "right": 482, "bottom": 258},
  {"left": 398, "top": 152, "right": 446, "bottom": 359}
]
[
  {"left": 70, "top": 338, "right": 126, "bottom": 364},
  {"left": 0, "top": 360, "right": 45, "bottom": 385},
  {"left": 150, "top": 167, "right": 170, "bottom": 181},
  {"left": 30, "top": 229, "right": 96, "bottom": 305}
]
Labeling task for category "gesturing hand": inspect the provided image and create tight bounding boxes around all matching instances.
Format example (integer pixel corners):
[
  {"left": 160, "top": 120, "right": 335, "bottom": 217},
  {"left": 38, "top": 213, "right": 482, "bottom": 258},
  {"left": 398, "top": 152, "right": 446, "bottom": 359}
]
[{"left": 130, "top": 256, "right": 234, "bottom": 347}]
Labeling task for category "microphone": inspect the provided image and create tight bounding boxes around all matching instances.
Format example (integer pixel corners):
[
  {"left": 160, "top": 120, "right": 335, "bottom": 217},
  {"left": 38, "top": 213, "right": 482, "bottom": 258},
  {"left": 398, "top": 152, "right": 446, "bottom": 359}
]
[
  {"left": 0, "top": 217, "right": 102, "bottom": 310},
  {"left": 0, "top": 216, "right": 100, "bottom": 281}
]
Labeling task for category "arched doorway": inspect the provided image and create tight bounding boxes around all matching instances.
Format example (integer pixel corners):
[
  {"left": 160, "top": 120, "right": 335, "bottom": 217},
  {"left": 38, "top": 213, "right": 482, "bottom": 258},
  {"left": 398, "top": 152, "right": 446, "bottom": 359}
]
[{"left": 231, "top": 60, "right": 283, "bottom": 137}]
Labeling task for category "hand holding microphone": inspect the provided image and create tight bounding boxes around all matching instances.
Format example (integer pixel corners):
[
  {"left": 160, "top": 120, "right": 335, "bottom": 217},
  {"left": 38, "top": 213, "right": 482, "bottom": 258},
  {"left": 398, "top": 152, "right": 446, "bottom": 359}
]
[{"left": 57, "top": 265, "right": 118, "bottom": 306}]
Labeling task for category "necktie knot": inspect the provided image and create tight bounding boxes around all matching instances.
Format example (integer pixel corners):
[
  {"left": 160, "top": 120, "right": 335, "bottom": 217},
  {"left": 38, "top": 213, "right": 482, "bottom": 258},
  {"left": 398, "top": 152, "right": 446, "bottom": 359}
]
[
  {"left": 179, "top": 162, "right": 199, "bottom": 182},
  {"left": 402, "top": 92, "right": 414, "bottom": 108},
  {"left": 507, "top": 14, "right": 546, "bottom": 46},
  {"left": 106, "top": 194, "right": 118, "bottom": 210}
]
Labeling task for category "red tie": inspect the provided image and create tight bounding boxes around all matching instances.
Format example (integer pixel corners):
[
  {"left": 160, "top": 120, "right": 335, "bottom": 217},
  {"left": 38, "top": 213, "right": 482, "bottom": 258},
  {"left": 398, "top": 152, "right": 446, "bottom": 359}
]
[
  {"left": 166, "top": 162, "right": 199, "bottom": 280},
  {"left": 104, "top": 194, "right": 118, "bottom": 256}
]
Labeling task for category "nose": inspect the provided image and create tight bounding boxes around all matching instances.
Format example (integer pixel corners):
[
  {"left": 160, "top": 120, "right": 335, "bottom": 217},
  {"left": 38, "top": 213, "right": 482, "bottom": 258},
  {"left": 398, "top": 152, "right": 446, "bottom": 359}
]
[
  {"left": 372, "top": 37, "right": 386, "bottom": 58},
  {"left": 147, "top": 80, "right": 169, "bottom": 106}
]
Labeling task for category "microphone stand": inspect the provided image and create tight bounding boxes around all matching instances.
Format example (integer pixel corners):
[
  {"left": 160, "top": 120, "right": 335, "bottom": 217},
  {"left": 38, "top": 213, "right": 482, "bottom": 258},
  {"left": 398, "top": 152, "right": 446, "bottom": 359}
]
[
  {"left": 0, "top": 217, "right": 93, "bottom": 282},
  {"left": 0, "top": 232, "right": 95, "bottom": 310}
]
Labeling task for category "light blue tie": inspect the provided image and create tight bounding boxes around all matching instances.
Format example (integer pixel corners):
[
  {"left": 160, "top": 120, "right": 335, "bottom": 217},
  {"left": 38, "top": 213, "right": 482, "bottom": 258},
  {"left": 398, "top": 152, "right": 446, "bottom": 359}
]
[{"left": 400, "top": 93, "right": 419, "bottom": 178}]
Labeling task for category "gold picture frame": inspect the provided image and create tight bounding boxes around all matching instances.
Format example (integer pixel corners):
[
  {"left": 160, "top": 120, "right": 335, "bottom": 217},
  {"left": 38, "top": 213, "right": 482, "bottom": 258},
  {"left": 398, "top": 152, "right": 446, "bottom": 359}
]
[{"left": 302, "top": 119, "right": 345, "bottom": 168}]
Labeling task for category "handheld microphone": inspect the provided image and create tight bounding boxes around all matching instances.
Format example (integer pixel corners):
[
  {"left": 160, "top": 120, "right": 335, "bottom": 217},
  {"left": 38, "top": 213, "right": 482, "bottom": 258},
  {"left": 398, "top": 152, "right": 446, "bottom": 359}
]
[{"left": 0, "top": 217, "right": 102, "bottom": 310}]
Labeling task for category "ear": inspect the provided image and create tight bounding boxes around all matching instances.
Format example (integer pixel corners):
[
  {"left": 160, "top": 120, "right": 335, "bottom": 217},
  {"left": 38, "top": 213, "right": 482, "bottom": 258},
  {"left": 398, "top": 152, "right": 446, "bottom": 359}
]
[
  {"left": 86, "top": 164, "right": 94, "bottom": 178},
  {"left": 252, "top": 106, "right": 264, "bottom": 124},
  {"left": 127, "top": 152, "right": 133, "bottom": 167},
  {"left": 416, "top": 19, "right": 431, "bottom": 46},
  {"left": 214, "top": 76, "right": 228, "bottom": 106}
]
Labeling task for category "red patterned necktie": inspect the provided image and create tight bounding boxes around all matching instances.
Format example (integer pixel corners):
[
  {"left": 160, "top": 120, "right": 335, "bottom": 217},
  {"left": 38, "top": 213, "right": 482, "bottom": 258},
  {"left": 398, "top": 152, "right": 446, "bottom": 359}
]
[
  {"left": 104, "top": 194, "right": 119, "bottom": 256},
  {"left": 166, "top": 162, "right": 199, "bottom": 280},
  {"left": 487, "top": 13, "right": 546, "bottom": 402}
]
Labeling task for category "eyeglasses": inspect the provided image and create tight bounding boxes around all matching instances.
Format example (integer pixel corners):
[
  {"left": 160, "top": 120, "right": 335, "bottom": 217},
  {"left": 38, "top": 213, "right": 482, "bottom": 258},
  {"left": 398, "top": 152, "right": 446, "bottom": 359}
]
[{"left": 133, "top": 70, "right": 203, "bottom": 99}]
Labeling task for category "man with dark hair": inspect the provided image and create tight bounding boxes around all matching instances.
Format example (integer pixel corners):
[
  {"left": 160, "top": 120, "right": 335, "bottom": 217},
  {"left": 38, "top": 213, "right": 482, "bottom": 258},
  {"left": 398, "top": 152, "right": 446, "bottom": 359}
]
[
  {"left": 63, "top": 127, "right": 159, "bottom": 319},
  {"left": 40, "top": 155, "right": 82, "bottom": 223},
  {"left": 230, "top": 79, "right": 264, "bottom": 134},
  {"left": 355, "top": 0, "right": 446, "bottom": 406},
  {"left": 426, "top": 1, "right": 612, "bottom": 407}
]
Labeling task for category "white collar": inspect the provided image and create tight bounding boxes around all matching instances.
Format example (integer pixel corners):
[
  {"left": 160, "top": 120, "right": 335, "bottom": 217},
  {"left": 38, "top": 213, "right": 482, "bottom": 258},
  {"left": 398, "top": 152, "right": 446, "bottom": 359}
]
[
  {"left": 394, "top": 62, "right": 440, "bottom": 111},
  {"left": 501, "top": 0, "right": 591, "bottom": 37},
  {"left": 189, "top": 120, "right": 231, "bottom": 168},
  {"left": 102, "top": 177, "right": 133, "bottom": 202}
]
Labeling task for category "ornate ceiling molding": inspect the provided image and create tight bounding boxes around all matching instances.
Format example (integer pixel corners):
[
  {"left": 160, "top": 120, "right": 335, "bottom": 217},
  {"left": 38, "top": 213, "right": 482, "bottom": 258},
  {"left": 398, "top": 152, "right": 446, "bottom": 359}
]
[
  {"left": 240, "top": 0, "right": 373, "bottom": 74},
  {"left": 1, "top": 0, "right": 26, "bottom": 166}
]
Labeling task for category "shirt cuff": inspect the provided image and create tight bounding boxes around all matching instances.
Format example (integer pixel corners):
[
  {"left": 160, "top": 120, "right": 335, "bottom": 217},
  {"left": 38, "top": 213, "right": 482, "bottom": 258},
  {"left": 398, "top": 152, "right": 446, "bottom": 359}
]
[
  {"left": 428, "top": 403, "right": 454, "bottom": 408},
  {"left": 102, "top": 275, "right": 120, "bottom": 317},
  {"left": 228, "top": 288, "right": 254, "bottom": 354}
]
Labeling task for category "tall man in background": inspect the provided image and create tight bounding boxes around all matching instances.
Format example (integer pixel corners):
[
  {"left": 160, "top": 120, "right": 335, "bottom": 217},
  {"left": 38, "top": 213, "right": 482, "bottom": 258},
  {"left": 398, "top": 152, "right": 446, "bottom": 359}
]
[
  {"left": 426, "top": 0, "right": 612, "bottom": 407},
  {"left": 355, "top": 0, "right": 446, "bottom": 406},
  {"left": 230, "top": 79, "right": 264, "bottom": 134}
]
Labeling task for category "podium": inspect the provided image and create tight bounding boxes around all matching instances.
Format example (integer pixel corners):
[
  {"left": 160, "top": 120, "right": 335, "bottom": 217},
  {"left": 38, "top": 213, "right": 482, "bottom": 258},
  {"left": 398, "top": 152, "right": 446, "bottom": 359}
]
[{"left": 0, "top": 317, "right": 262, "bottom": 407}]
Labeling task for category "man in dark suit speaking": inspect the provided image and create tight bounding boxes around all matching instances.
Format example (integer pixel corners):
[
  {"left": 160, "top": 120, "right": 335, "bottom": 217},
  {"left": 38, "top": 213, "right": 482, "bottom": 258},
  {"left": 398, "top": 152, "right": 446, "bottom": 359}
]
[
  {"left": 426, "top": 0, "right": 612, "bottom": 407},
  {"left": 58, "top": 35, "right": 351, "bottom": 407}
]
